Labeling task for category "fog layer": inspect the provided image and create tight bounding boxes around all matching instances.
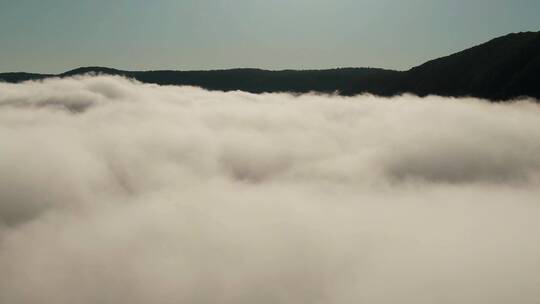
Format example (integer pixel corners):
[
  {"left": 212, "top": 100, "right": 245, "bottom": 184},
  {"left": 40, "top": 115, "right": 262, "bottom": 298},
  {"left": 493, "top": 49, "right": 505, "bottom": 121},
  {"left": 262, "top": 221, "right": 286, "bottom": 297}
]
[{"left": 1, "top": 76, "right": 540, "bottom": 304}]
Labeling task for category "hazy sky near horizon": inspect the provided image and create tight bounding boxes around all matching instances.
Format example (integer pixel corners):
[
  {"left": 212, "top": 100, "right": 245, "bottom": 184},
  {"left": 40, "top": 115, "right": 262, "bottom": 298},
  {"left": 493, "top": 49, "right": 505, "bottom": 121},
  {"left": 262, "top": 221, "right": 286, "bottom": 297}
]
[{"left": 0, "top": 0, "right": 539, "bottom": 73}]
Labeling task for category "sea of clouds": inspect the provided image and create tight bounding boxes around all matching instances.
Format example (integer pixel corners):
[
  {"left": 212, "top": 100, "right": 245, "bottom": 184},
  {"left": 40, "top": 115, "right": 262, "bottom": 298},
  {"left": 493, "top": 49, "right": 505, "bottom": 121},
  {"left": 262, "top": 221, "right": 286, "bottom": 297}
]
[{"left": 1, "top": 75, "right": 540, "bottom": 304}]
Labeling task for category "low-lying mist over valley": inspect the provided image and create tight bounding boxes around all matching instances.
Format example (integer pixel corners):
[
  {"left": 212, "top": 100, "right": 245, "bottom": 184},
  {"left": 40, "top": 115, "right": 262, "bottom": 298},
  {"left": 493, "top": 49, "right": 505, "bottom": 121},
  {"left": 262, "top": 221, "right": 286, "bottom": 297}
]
[{"left": 1, "top": 76, "right": 540, "bottom": 303}]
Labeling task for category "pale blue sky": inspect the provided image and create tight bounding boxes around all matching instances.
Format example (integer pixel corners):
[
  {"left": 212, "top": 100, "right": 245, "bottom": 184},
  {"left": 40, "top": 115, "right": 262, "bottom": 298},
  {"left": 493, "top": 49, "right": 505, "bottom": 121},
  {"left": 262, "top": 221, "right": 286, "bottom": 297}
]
[{"left": 1, "top": 0, "right": 539, "bottom": 73}]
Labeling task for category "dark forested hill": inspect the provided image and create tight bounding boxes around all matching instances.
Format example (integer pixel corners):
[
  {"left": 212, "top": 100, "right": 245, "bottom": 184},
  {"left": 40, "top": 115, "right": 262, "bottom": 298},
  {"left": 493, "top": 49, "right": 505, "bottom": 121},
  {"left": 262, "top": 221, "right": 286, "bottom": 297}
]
[
  {"left": 1, "top": 31, "right": 539, "bottom": 101},
  {"left": 407, "top": 31, "right": 540, "bottom": 100}
]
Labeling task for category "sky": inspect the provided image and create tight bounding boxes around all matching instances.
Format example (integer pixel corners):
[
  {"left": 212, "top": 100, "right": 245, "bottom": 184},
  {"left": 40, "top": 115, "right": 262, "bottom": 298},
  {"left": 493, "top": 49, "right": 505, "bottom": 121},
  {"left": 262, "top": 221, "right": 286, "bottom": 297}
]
[{"left": 0, "top": 0, "right": 539, "bottom": 73}]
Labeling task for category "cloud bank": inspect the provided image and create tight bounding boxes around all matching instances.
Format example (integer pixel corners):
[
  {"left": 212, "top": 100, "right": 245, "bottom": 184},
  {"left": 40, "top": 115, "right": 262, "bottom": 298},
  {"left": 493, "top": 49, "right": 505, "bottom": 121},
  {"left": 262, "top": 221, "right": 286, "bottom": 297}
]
[{"left": 1, "top": 76, "right": 540, "bottom": 304}]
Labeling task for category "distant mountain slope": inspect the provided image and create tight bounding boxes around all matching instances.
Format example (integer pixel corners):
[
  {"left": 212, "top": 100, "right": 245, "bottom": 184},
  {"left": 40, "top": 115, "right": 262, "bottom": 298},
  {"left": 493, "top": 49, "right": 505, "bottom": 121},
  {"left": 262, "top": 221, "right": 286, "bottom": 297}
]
[
  {"left": 0, "top": 72, "right": 54, "bottom": 82},
  {"left": 1, "top": 31, "right": 539, "bottom": 101},
  {"left": 407, "top": 31, "right": 540, "bottom": 99},
  {"left": 132, "top": 68, "right": 405, "bottom": 96}
]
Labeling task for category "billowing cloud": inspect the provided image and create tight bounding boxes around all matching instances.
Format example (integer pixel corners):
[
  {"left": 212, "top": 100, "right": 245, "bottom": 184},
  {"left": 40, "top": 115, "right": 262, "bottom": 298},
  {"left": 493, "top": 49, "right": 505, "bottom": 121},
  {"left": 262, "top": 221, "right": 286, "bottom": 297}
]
[{"left": 1, "top": 76, "right": 540, "bottom": 304}]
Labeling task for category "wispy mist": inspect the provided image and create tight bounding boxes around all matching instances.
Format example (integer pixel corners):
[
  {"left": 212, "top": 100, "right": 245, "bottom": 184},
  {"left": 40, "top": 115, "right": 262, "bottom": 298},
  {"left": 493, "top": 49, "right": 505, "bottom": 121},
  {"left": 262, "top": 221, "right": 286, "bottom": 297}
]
[{"left": 1, "top": 76, "right": 540, "bottom": 304}]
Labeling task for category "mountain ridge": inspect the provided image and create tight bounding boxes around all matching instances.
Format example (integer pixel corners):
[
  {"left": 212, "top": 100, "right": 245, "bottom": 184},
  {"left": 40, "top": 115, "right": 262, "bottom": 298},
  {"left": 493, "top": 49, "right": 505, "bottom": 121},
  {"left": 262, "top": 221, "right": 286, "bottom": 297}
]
[{"left": 1, "top": 31, "right": 539, "bottom": 101}]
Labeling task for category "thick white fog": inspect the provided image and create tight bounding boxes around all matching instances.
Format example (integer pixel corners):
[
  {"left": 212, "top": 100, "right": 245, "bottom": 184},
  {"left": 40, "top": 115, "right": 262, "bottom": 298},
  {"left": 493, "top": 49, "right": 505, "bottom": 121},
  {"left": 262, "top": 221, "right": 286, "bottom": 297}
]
[{"left": 1, "top": 76, "right": 540, "bottom": 304}]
